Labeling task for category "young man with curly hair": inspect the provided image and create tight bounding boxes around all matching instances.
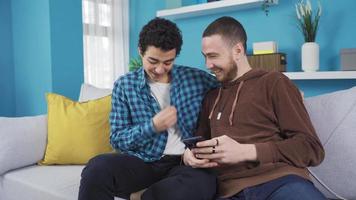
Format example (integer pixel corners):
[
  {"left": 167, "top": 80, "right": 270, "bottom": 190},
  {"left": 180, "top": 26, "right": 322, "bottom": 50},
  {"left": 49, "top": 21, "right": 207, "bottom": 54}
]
[{"left": 79, "top": 18, "right": 218, "bottom": 200}]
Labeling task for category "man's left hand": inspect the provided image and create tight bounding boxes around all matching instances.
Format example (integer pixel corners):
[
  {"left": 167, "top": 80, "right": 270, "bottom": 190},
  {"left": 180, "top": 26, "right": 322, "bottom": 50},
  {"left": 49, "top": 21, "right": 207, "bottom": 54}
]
[{"left": 192, "top": 135, "right": 257, "bottom": 165}]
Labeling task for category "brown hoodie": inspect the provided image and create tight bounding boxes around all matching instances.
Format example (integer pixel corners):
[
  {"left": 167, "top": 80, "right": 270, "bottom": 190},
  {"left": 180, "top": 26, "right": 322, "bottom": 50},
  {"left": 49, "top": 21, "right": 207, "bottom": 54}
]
[{"left": 196, "top": 69, "right": 325, "bottom": 198}]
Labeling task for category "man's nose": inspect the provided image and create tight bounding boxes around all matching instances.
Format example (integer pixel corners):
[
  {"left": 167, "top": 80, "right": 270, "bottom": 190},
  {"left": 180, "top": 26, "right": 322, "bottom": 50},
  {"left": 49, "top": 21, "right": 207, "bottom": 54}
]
[
  {"left": 154, "top": 65, "right": 165, "bottom": 74},
  {"left": 205, "top": 60, "right": 214, "bottom": 69}
]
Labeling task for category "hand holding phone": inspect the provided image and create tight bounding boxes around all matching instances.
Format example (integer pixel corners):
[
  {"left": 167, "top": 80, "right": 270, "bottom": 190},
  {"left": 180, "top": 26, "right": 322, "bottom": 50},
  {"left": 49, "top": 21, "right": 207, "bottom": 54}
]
[{"left": 182, "top": 136, "right": 205, "bottom": 149}]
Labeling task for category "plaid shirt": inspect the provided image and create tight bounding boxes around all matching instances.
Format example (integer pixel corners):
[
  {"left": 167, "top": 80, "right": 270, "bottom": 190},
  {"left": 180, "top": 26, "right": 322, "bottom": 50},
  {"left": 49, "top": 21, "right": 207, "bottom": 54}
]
[{"left": 110, "top": 65, "right": 217, "bottom": 162}]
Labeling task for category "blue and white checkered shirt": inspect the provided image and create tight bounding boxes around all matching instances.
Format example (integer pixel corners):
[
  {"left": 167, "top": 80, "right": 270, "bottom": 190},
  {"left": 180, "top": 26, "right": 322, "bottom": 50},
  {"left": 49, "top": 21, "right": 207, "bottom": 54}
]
[{"left": 110, "top": 65, "right": 218, "bottom": 162}]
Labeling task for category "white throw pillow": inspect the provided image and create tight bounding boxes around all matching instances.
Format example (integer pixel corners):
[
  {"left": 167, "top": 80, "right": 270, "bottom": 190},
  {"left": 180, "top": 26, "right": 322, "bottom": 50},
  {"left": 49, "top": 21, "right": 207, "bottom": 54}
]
[
  {"left": 305, "top": 86, "right": 356, "bottom": 200},
  {"left": 0, "top": 115, "right": 47, "bottom": 175},
  {"left": 78, "top": 83, "right": 112, "bottom": 102}
]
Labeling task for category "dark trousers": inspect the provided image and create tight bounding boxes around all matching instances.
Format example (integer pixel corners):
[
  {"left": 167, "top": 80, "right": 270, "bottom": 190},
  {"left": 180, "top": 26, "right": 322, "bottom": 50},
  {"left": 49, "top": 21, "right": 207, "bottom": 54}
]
[
  {"left": 78, "top": 153, "right": 217, "bottom": 200},
  {"left": 217, "top": 175, "right": 327, "bottom": 200}
]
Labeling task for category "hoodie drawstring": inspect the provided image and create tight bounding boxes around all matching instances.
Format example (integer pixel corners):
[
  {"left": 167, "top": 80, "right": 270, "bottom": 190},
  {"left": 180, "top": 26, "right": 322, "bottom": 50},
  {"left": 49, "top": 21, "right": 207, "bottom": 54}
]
[
  {"left": 229, "top": 81, "right": 244, "bottom": 126},
  {"left": 208, "top": 81, "right": 244, "bottom": 126},
  {"left": 208, "top": 88, "right": 222, "bottom": 120}
]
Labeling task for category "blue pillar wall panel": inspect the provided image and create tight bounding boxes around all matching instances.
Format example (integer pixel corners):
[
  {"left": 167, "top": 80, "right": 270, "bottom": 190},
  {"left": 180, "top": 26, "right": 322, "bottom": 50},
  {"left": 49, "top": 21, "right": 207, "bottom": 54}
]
[
  {"left": 49, "top": 0, "right": 84, "bottom": 100},
  {"left": 0, "top": 0, "right": 15, "bottom": 116},
  {"left": 11, "top": 0, "right": 52, "bottom": 116},
  {"left": 10, "top": 0, "right": 84, "bottom": 116}
]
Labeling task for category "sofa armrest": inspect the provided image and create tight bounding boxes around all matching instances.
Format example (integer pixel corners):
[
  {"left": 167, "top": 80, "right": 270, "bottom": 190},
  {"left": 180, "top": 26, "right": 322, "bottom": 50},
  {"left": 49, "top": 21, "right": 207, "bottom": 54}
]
[{"left": 0, "top": 115, "right": 47, "bottom": 175}]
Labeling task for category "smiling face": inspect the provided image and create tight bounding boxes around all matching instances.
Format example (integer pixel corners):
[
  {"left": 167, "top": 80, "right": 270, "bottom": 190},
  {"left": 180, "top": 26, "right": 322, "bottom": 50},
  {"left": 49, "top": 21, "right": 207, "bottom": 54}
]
[
  {"left": 140, "top": 46, "right": 176, "bottom": 83},
  {"left": 202, "top": 34, "right": 238, "bottom": 82}
]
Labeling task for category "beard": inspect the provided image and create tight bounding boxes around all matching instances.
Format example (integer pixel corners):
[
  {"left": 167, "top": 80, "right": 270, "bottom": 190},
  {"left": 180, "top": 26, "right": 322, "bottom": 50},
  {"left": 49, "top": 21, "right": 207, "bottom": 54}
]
[{"left": 211, "top": 60, "right": 238, "bottom": 82}]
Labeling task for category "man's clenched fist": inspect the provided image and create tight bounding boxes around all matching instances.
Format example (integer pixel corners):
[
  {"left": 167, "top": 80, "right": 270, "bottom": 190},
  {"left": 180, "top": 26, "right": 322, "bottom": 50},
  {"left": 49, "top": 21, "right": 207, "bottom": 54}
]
[{"left": 152, "top": 106, "right": 177, "bottom": 133}]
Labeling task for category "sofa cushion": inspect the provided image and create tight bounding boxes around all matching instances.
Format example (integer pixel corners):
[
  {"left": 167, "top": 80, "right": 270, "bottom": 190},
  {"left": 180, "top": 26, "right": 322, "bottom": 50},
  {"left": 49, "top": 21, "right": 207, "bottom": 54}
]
[
  {"left": 0, "top": 165, "right": 124, "bottom": 200},
  {"left": 40, "top": 93, "right": 113, "bottom": 165},
  {"left": 78, "top": 83, "right": 112, "bottom": 102},
  {"left": 0, "top": 115, "right": 47, "bottom": 175},
  {"left": 0, "top": 165, "right": 84, "bottom": 200},
  {"left": 305, "top": 86, "right": 356, "bottom": 200}
]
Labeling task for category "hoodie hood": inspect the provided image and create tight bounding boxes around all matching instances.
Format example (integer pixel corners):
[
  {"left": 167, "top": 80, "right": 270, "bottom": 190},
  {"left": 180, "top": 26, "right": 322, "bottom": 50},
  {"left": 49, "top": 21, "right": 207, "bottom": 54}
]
[
  {"left": 221, "top": 68, "right": 269, "bottom": 88},
  {"left": 209, "top": 69, "right": 269, "bottom": 126}
]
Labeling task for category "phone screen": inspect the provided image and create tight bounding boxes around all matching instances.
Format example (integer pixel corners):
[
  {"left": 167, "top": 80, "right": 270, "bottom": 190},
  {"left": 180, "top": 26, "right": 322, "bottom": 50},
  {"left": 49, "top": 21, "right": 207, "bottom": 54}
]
[{"left": 182, "top": 136, "right": 205, "bottom": 149}]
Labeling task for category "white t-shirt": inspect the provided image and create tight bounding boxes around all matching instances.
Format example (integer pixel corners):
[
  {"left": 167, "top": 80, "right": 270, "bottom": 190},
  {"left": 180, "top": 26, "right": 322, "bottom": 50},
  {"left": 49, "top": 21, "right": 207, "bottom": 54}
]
[{"left": 149, "top": 81, "right": 185, "bottom": 155}]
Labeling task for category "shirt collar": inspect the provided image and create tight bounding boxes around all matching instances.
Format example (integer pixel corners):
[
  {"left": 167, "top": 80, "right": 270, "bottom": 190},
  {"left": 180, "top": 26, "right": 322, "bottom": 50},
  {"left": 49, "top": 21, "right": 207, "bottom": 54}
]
[
  {"left": 138, "top": 65, "right": 178, "bottom": 89},
  {"left": 138, "top": 67, "right": 146, "bottom": 88}
]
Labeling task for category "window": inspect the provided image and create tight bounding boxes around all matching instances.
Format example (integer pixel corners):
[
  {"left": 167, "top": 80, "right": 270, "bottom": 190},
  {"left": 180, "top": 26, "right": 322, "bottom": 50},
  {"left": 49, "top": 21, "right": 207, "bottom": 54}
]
[{"left": 82, "top": 0, "right": 129, "bottom": 89}]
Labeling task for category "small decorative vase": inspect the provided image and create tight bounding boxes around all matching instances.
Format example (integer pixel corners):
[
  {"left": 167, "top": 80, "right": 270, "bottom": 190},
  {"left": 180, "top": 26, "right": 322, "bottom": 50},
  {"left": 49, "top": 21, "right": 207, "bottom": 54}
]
[{"left": 302, "top": 42, "right": 319, "bottom": 72}]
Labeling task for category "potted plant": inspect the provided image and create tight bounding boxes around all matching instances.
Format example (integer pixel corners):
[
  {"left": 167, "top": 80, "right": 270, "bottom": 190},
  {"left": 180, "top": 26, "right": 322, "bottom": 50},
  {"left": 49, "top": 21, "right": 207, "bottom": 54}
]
[
  {"left": 128, "top": 56, "right": 142, "bottom": 72},
  {"left": 295, "top": 0, "right": 322, "bottom": 72}
]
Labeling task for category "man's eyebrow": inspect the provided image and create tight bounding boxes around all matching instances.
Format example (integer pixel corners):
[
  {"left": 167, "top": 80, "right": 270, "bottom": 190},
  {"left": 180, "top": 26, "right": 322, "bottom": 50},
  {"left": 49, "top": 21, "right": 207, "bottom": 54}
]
[
  {"left": 148, "top": 57, "right": 175, "bottom": 63},
  {"left": 163, "top": 58, "right": 175, "bottom": 63},
  {"left": 203, "top": 52, "right": 218, "bottom": 57},
  {"left": 148, "top": 57, "right": 159, "bottom": 62}
]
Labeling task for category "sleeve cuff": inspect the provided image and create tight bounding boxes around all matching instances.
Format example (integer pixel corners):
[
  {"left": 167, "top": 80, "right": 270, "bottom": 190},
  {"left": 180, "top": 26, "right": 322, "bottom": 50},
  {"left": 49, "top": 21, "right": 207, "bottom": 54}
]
[
  {"left": 255, "top": 142, "right": 276, "bottom": 164},
  {"left": 141, "top": 120, "right": 157, "bottom": 139}
]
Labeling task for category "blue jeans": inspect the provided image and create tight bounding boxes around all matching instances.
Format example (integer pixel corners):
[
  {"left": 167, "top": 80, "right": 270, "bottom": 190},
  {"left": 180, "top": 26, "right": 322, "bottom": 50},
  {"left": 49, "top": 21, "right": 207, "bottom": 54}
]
[{"left": 217, "top": 175, "right": 326, "bottom": 200}]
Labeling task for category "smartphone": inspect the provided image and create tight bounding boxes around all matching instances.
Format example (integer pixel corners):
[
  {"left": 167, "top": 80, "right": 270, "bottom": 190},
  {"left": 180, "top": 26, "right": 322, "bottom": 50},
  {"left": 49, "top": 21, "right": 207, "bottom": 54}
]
[{"left": 182, "top": 136, "right": 205, "bottom": 149}]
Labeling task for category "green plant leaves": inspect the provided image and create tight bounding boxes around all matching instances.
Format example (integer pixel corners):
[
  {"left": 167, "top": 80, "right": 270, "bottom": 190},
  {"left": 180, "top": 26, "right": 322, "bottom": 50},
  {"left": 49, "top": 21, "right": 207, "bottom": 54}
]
[
  {"left": 129, "top": 56, "right": 142, "bottom": 72},
  {"left": 295, "top": 0, "right": 321, "bottom": 42}
]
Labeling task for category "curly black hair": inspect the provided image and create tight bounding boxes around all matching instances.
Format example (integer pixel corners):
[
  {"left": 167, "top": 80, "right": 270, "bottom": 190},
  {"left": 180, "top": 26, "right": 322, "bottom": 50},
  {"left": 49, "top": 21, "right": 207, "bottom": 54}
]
[{"left": 138, "top": 17, "right": 183, "bottom": 56}]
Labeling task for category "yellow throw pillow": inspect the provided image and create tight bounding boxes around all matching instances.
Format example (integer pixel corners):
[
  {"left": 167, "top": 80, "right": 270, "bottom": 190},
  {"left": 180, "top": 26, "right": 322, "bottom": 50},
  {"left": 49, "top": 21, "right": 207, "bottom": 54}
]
[{"left": 40, "top": 93, "right": 113, "bottom": 165}]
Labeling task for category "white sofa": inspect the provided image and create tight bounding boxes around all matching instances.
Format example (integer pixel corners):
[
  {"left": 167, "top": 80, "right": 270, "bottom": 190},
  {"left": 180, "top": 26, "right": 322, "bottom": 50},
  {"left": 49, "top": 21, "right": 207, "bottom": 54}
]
[
  {"left": 0, "top": 84, "right": 123, "bottom": 200},
  {"left": 1, "top": 84, "right": 356, "bottom": 200}
]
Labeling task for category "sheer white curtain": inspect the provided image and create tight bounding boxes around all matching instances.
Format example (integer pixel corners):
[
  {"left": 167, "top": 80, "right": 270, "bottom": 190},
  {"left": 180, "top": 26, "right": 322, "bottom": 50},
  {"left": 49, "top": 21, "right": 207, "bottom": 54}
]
[{"left": 82, "top": 0, "right": 129, "bottom": 89}]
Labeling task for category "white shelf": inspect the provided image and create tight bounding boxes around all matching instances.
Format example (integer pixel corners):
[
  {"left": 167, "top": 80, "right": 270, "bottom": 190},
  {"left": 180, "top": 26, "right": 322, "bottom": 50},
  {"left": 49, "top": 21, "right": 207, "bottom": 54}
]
[
  {"left": 157, "top": 0, "right": 278, "bottom": 20},
  {"left": 283, "top": 71, "right": 356, "bottom": 80}
]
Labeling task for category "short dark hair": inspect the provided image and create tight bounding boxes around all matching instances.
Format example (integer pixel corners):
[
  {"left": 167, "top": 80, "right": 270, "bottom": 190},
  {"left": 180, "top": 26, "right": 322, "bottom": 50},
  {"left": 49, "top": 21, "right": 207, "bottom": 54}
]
[
  {"left": 203, "top": 16, "right": 247, "bottom": 52},
  {"left": 138, "top": 17, "right": 183, "bottom": 56}
]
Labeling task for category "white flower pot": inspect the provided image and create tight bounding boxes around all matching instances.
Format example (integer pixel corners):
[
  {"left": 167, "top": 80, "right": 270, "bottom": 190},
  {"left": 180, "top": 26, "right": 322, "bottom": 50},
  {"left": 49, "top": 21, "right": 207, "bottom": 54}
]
[{"left": 302, "top": 42, "right": 319, "bottom": 72}]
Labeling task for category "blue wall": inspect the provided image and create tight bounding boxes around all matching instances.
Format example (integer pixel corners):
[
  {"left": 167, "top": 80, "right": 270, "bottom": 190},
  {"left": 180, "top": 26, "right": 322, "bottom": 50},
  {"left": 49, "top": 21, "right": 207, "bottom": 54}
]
[
  {"left": 0, "top": 0, "right": 15, "bottom": 116},
  {"left": 130, "top": 0, "right": 356, "bottom": 97},
  {"left": 49, "top": 0, "right": 84, "bottom": 99},
  {"left": 129, "top": 0, "right": 165, "bottom": 58},
  {"left": 1, "top": 0, "right": 83, "bottom": 117},
  {"left": 11, "top": 0, "right": 53, "bottom": 116},
  {"left": 1, "top": 0, "right": 355, "bottom": 116}
]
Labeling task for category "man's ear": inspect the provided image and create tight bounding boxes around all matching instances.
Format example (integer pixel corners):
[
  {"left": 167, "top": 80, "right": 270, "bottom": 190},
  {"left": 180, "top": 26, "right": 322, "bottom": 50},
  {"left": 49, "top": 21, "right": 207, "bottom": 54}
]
[
  {"left": 138, "top": 47, "right": 143, "bottom": 57},
  {"left": 232, "top": 42, "right": 244, "bottom": 61}
]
